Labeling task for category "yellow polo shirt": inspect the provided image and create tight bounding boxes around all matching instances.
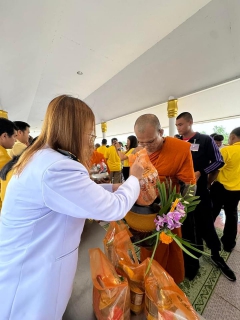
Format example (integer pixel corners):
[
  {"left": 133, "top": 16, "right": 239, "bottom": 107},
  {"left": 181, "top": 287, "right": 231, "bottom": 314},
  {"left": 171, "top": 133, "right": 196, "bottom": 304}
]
[
  {"left": 217, "top": 142, "right": 240, "bottom": 190},
  {"left": 0, "top": 145, "right": 11, "bottom": 209},
  {"left": 97, "top": 145, "right": 107, "bottom": 157},
  {"left": 7, "top": 140, "right": 27, "bottom": 158},
  {"left": 105, "top": 145, "right": 121, "bottom": 171},
  {"left": 1, "top": 170, "right": 13, "bottom": 204},
  {"left": 123, "top": 148, "right": 134, "bottom": 167}
]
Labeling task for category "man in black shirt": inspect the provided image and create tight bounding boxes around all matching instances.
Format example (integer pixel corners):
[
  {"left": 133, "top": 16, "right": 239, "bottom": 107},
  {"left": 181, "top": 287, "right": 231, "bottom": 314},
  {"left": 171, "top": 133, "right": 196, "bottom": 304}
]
[{"left": 175, "top": 112, "right": 236, "bottom": 281}]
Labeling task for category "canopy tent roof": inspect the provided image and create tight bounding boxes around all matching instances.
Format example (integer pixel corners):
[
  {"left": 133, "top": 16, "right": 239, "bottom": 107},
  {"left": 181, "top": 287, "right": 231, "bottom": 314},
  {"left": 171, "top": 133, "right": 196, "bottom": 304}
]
[{"left": 0, "top": 0, "right": 240, "bottom": 136}]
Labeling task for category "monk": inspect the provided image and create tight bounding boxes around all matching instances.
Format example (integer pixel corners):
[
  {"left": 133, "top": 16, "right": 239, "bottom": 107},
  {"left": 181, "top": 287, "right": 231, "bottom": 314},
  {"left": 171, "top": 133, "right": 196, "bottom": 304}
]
[
  {"left": 134, "top": 114, "right": 196, "bottom": 284},
  {"left": 91, "top": 150, "right": 105, "bottom": 167}
]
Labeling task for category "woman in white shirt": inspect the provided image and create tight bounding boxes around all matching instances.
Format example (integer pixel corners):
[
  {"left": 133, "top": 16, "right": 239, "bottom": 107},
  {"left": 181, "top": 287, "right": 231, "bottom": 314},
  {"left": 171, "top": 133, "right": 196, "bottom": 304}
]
[{"left": 0, "top": 95, "right": 143, "bottom": 320}]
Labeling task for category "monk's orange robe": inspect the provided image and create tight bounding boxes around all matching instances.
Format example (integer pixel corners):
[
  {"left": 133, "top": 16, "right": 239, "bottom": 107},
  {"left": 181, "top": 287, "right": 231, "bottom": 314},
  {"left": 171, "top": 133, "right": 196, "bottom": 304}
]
[
  {"left": 91, "top": 150, "right": 105, "bottom": 166},
  {"left": 140, "top": 137, "right": 196, "bottom": 284},
  {"left": 90, "top": 150, "right": 110, "bottom": 173}
]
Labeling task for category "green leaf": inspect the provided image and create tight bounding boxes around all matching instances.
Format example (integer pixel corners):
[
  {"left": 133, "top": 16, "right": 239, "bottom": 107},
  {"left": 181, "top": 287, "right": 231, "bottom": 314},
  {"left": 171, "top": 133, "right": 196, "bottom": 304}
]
[
  {"left": 145, "top": 233, "right": 159, "bottom": 275},
  {"left": 162, "top": 183, "right": 167, "bottom": 207},
  {"left": 169, "top": 179, "right": 173, "bottom": 194},
  {"left": 156, "top": 182, "right": 164, "bottom": 207},
  {"left": 165, "top": 179, "right": 170, "bottom": 193},
  {"left": 186, "top": 200, "right": 201, "bottom": 207},
  {"left": 180, "top": 214, "right": 188, "bottom": 223},
  {"left": 184, "top": 196, "right": 200, "bottom": 203},
  {"left": 172, "top": 237, "right": 198, "bottom": 259},
  {"left": 157, "top": 181, "right": 169, "bottom": 208},
  {"left": 175, "top": 236, "right": 211, "bottom": 256},
  {"left": 172, "top": 185, "right": 177, "bottom": 197},
  {"left": 159, "top": 200, "right": 172, "bottom": 215},
  {"left": 186, "top": 206, "right": 199, "bottom": 213},
  {"left": 133, "top": 233, "right": 157, "bottom": 245}
]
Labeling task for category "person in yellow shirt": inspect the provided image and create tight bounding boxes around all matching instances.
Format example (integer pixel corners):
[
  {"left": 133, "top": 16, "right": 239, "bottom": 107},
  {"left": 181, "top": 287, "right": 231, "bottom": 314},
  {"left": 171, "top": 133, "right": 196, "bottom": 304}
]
[
  {"left": 97, "top": 139, "right": 108, "bottom": 157},
  {"left": 0, "top": 156, "right": 19, "bottom": 203},
  {"left": 1, "top": 136, "right": 38, "bottom": 205},
  {"left": 210, "top": 127, "right": 240, "bottom": 252},
  {"left": 8, "top": 121, "right": 30, "bottom": 157},
  {"left": 0, "top": 118, "right": 18, "bottom": 209},
  {"left": 105, "top": 138, "right": 121, "bottom": 183},
  {"left": 116, "top": 135, "right": 138, "bottom": 181}
]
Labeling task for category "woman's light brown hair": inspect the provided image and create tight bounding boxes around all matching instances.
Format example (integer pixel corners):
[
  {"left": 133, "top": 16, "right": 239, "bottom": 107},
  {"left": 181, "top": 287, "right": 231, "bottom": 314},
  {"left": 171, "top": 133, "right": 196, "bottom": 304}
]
[{"left": 14, "top": 95, "right": 95, "bottom": 174}]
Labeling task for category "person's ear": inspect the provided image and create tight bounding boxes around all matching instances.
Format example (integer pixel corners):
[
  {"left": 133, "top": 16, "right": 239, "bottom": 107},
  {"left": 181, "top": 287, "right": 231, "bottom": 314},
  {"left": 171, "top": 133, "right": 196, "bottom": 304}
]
[
  {"left": 232, "top": 134, "right": 237, "bottom": 143},
  {"left": 159, "top": 129, "right": 164, "bottom": 136},
  {"left": 228, "top": 134, "right": 234, "bottom": 144},
  {"left": 0, "top": 132, "right": 7, "bottom": 139}
]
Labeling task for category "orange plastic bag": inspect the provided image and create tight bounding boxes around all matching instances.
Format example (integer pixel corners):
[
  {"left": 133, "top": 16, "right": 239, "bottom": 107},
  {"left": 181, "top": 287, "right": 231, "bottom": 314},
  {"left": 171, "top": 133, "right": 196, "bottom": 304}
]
[
  {"left": 89, "top": 248, "right": 130, "bottom": 320},
  {"left": 144, "top": 259, "right": 199, "bottom": 320},
  {"left": 103, "top": 222, "right": 138, "bottom": 268},
  {"left": 129, "top": 148, "right": 158, "bottom": 206},
  {"left": 118, "top": 259, "right": 149, "bottom": 315},
  {"left": 103, "top": 223, "right": 143, "bottom": 314}
]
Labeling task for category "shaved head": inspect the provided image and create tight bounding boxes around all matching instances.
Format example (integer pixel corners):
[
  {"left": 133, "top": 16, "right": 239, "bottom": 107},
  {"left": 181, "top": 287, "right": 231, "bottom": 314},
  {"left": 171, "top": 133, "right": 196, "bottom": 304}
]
[{"left": 134, "top": 114, "right": 161, "bottom": 133}]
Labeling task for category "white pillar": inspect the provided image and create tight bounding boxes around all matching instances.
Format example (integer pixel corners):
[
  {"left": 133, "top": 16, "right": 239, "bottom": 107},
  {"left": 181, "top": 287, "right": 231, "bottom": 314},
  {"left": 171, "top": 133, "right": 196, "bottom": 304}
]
[
  {"left": 101, "top": 122, "right": 107, "bottom": 139},
  {"left": 169, "top": 117, "right": 177, "bottom": 137},
  {"left": 167, "top": 97, "right": 178, "bottom": 137}
]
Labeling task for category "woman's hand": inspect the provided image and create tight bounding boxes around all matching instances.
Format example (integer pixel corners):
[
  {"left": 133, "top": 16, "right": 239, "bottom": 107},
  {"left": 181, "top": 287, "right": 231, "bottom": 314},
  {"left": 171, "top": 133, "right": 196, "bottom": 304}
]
[
  {"left": 130, "top": 156, "right": 144, "bottom": 180},
  {"left": 115, "top": 142, "right": 121, "bottom": 150}
]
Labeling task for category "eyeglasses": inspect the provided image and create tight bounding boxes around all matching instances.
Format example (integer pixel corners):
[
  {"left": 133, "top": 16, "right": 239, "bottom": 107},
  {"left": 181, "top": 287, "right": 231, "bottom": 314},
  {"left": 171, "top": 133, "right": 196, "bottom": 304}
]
[
  {"left": 138, "top": 136, "right": 158, "bottom": 147},
  {"left": 87, "top": 133, "right": 97, "bottom": 142}
]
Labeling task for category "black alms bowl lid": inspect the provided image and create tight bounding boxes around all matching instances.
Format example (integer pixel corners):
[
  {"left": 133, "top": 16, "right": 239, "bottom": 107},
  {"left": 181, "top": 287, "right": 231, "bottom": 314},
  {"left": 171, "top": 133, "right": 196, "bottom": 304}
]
[{"left": 130, "top": 203, "right": 158, "bottom": 215}]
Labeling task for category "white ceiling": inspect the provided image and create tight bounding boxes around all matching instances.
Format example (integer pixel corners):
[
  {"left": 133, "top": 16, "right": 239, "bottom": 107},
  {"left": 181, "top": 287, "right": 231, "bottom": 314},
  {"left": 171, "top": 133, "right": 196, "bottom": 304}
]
[
  {"left": 1, "top": 0, "right": 240, "bottom": 136},
  {"left": 0, "top": 0, "right": 212, "bottom": 132},
  {"left": 95, "top": 78, "right": 240, "bottom": 139},
  {"left": 86, "top": 0, "right": 240, "bottom": 125}
]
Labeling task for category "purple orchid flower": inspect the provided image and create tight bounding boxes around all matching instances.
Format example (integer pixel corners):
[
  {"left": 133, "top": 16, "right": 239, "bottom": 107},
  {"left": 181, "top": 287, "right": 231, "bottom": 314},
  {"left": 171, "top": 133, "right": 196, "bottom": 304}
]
[
  {"left": 154, "top": 216, "right": 165, "bottom": 231},
  {"left": 176, "top": 202, "right": 186, "bottom": 214},
  {"left": 154, "top": 203, "right": 186, "bottom": 231}
]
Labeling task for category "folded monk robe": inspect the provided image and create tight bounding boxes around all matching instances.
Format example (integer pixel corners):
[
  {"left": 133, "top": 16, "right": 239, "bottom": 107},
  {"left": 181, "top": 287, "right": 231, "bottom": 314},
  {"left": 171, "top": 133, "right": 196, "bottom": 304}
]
[{"left": 140, "top": 137, "right": 196, "bottom": 284}]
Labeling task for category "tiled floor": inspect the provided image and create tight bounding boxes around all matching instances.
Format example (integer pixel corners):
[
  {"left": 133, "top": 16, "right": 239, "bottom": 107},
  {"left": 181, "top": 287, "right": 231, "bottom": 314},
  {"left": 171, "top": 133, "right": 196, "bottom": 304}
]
[
  {"left": 214, "top": 209, "right": 240, "bottom": 234},
  {"left": 202, "top": 211, "right": 240, "bottom": 320}
]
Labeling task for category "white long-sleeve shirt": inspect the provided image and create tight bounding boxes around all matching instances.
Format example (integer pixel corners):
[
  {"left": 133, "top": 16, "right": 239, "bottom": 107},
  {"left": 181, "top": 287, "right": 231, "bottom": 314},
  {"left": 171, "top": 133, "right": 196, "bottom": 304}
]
[{"left": 0, "top": 147, "right": 140, "bottom": 320}]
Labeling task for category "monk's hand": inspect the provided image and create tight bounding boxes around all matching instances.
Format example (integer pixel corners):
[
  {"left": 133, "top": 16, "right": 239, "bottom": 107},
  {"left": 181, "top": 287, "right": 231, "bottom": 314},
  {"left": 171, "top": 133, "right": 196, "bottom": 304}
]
[{"left": 195, "top": 171, "right": 201, "bottom": 181}]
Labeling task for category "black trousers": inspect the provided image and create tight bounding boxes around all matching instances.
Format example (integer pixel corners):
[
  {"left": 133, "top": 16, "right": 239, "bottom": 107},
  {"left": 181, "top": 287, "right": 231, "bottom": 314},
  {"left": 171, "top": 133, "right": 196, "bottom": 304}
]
[
  {"left": 182, "top": 186, "right": 221, "bottom": 278},
  {"left": 122, "top": 167, "right": 130, "bottom": 181},
  {"left": 210, "top": 181, "right": 240, "bottom": 250}
]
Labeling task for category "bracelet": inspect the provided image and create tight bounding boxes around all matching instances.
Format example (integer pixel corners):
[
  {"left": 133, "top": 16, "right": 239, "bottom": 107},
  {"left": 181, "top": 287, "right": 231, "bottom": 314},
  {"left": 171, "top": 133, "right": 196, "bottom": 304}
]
[{"left": 117, "top": 148, "right": 121, "bottom": 151}]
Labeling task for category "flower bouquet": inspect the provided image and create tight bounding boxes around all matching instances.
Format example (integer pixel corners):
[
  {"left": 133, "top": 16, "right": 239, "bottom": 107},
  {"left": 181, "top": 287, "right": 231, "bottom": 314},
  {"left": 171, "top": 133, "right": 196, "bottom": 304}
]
[{"left": 133, "top": 180, "right": 210, "bottom": 274}]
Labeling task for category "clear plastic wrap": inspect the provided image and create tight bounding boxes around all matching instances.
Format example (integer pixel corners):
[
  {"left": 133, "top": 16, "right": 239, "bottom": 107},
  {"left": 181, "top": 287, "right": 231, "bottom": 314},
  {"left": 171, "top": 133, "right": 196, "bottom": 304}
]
[
  {"left": 144, "top": 259, "right": 199, "bottom": 320},
  {"left": 118, "top": 259, "right": 148, "bottom": 315},
  {"left": 103, "top": 221, "right": 137, "bottom": 268},
  {"left": 129, "top": 148, "right": 158, "bottom": 206}
]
